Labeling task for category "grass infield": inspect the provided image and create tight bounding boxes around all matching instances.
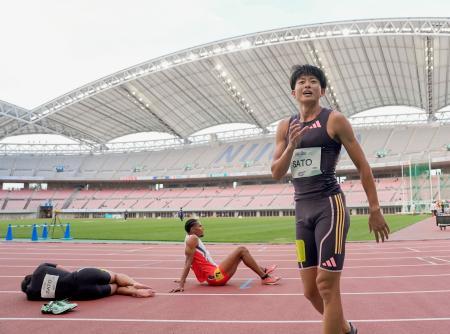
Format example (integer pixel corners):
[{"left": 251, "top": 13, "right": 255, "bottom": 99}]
[{"left": 0, "top": 214, "right": 428, "bottom": 243}]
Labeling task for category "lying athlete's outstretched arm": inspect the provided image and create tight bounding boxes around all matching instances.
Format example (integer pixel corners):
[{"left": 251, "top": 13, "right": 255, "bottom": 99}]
[{"left": 170, "top": 236, "right": 197, "bottom": 293}]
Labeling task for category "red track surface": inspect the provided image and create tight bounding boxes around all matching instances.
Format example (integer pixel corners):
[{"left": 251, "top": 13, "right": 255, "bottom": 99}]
[{"left": 2, "top": 239, "right": 450, "bottom": 333}]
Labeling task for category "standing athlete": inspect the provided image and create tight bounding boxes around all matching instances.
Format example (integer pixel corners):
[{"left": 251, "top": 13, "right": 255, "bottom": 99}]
[
  {"left": 170, "top": 219, "right": 280, "bottom": 292},
  {"left": 178, "top": 207, "right": 185, "bottom": 222},
  {"left": 271, "top": 64, "right": 390, "bottom": 334}
]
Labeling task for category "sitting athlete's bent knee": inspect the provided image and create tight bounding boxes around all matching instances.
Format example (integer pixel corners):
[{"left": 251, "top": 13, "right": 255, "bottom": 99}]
[{"left": 237, "top": 246, "right": 248, "bottom": 254}]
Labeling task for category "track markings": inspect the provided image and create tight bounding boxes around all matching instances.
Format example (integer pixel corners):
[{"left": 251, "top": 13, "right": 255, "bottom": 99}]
[
  {"left": 2, "top": 317, "right": 450, "bottom": 324},
  {"left": 239, "top": 278, "right": 254, "bottom": 289}
]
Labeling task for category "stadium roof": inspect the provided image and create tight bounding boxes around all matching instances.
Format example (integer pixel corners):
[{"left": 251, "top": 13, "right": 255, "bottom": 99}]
[{"left": 1, "top": 17, "right": 450, "bottom": 146}]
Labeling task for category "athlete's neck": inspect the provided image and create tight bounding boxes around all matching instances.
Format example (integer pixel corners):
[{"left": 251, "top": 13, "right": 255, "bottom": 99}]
[{"left": 298, "top": 104, "right": 321, "bottom": 123}]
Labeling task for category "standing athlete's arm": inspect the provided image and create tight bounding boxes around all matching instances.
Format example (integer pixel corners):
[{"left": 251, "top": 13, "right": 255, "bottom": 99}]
[
  {"left": 170, "top": 236, "right": 197, "bottom": 293},
  {"left": 271, "top": 118, "right": 310, "bottom": 180},
  {"left": 330, "top": 112, "right": 390, "bottom": 242}
]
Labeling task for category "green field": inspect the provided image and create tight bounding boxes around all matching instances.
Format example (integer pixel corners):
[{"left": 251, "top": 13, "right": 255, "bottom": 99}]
[{"left": 0, "top": 214, "right": 428, "bottom": 243}]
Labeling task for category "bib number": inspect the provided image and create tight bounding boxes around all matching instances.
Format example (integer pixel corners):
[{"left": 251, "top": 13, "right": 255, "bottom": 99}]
[
  {"left": 291, "top": 147, "right": 322, "bottom": 178},
  {"left": 41, "top": 274, "right": 59, "bottom": 298}
]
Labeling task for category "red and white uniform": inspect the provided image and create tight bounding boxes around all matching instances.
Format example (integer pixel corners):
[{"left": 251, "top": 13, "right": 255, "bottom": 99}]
[{"left": 186, "top": 235, "right": 217, "bottom": 282}]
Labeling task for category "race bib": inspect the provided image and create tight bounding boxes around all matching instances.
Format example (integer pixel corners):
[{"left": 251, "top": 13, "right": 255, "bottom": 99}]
[
  {"left": 213, "top": 267, "right": 224, "bottom": 281},
  {"left": 41, "top": 274, "right": 59, "bottom": 298},
  {"left": 291, "top": 147, "right": 322, "bottom": 178}
]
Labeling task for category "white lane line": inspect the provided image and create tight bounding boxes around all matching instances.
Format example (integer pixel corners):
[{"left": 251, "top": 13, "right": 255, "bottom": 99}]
[
  {"left": 1, "top": 263, "right": 450, "bottom": 270},
  {"left": 430, "top": 257, "right": 450, "bottom": 263},
  {"left": 2, "top": 242, "right": 450, "bottom": 252},
  {"left": 1, "top": 317, "right": 450, "bottom": 324},
  {"left": 2, "top": 273, "right": 450, "bottom": 280},
  {"left": 3, "top": 254, "right": 450, "bottom": 262},
  {"left": 123, "top": 246, "right": 155, "bottom": 253},
  {"left": 416, "top": 257, "right": 437, "bottom": 265},
  {"left": 2, "top": 289, "right": 450, "bottom": 296},
  {"left": 0, "top": 245, "right": 450, "bottom": 257},
  {"left": 3, "top": 248, "right": 450, "bottom": 257},
  {"left": 0, "top": 317, "right": 450, "bottom": 325}
]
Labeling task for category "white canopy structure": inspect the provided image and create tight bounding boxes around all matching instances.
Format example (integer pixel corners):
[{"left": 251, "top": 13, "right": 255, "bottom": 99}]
[{"left": 1, "top": 17, "right": 450, "bottom": 147}]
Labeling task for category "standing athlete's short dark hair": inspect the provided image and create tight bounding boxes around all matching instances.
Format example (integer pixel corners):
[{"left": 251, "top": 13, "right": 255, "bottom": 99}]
[
  {"left": 184, "top": 219, "right": 198, "bottom": 233},
  {"left": 290, "top": 64, "right": 327, "bottom": 90}
]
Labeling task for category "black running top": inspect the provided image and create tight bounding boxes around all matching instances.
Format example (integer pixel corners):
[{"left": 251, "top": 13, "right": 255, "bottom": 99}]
[
  {"left": 288, "top": 108, "right": 342, "bottom": 200},
  {"left": 24, "top": 263, "right": 76, "bottom": 300}
]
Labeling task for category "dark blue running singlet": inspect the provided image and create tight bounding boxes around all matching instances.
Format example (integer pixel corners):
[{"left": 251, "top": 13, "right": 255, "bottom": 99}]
[{"left": 289, "top": 108, "right": 342, "bottom": 200}]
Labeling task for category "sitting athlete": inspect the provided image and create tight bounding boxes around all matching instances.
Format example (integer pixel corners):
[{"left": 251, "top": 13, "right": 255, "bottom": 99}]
[
  {"left": 170, "top": 219, "right": 281, "bottom": 292},
  {"left": 21, "top": 263, "right": 155, "bottom": 301}
]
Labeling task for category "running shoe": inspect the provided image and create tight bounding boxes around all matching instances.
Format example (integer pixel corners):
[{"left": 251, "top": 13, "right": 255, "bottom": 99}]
[
  {"left": 263, "top": 264, "right": 277, "bottom": 275},
  {"left": 261, "top": 275, "right": 281, "bottom": 285},
  {"left": 346, "top": 322, "right": 358, "bottom": 334},
  {"left": 41, "top": 299, "right": 78, "bottom": 315}
]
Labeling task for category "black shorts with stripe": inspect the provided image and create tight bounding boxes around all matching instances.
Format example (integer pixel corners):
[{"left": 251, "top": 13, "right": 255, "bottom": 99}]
[
  {"left": 72, "top": 268, "right": 112, "bottom": 300},
  {"left": 295, "top": 192, "right": 350, "bottom": 272}
]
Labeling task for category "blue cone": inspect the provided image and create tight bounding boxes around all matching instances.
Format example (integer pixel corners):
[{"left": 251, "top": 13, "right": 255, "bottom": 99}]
[
  {"left": 31, "top": 224, "right": 38, "bottom": 242},
  {"left": 41, "top": 224, "right": 48, "bottom": 240},
  {"left": 5, "top": 224, "right": 13, "bottom": 241},
  {"left": 62, "top": 223, "right": 72, "bottom": 240}
]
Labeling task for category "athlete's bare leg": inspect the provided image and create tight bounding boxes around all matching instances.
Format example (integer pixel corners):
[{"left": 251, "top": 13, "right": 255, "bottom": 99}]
[
  {"left": 301, "top": 268, "right": 351, "bottom": 334},
  {"left": 218, "top": 246, "right": 267, "bottom": 278}
]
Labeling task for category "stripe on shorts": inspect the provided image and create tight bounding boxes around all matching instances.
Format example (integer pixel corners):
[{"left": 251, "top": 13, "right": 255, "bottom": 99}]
[{"left": 333, "top": 193, "right": 345, "bottom": 254}]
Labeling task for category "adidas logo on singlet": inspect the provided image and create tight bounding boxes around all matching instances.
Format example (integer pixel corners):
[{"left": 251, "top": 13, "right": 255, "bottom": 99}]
[{"left": 309, "top": 120, "right": 322, "bottom": 129}]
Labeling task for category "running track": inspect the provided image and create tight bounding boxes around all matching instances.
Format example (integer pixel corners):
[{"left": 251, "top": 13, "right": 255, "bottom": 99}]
[{"left": 1, "top": 239, "right": 450, "bottom": 333}]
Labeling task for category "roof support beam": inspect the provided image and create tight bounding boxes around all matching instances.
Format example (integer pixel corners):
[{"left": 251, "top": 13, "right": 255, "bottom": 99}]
[
  {"left": 425, "top": 36, "right": 435, "bottom": 121},
  {"left": 307, "top": 41, "right": 343, "bottom": 112},
  {"left": 210, "top": 63, "right": 267, "bottom": 131},
  {"left": 121, "top": 84, "right": 185, "bottom": 139},
  {"left": 0, "top": 101, "right": 33, "bottom": 124}
]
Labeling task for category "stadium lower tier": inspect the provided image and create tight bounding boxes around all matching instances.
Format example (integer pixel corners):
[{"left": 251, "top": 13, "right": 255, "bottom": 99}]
[{"left": 1, "top": 176, "right": 448, "bottom": 218}]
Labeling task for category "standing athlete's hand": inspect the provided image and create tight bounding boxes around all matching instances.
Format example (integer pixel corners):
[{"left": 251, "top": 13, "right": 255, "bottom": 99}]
[
  {"left": 368, "top": 209, "right": 390, "bottom": 243},
  {"left": 287, "top": 120, "right": 310, "bottom": 150}
]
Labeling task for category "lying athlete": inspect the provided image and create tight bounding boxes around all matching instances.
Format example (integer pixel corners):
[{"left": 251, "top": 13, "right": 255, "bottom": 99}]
[{"left": 21, "top": 263, "right": 155, "bottom": 300}]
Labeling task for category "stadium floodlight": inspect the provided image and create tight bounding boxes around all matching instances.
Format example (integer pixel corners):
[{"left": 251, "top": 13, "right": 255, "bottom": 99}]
[
  {"left": 239, "top": 40, "right": 251, "bottom": 49},
  {"left": 227, "top": 44, "right": 236, "bottom": 51},
  {"left": 188, "top": 53, "right": 199, "bottom": 61},
  {"left": 161, "top": 61, "right": 171, "bottom": 69}
]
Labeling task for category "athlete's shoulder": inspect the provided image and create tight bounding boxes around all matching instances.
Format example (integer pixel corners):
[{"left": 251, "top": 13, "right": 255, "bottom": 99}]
[
  {"left": 328, "top": 110, "right": 355, "bottom": 140},
  {"left": 328, "top": 110, "right": 351, "bottom": 127},
  {"left": 185, "top": 234, "right": 199, "bottom": 248},
  {"left": 276, "top": 115, "right": 296, "bottom": 135}
]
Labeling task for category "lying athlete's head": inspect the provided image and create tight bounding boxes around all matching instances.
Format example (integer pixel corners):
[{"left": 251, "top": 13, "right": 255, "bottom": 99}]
[
  {"left": 184, "top": 218, "right": 204, "bottom": 237},
  {"left": 21, "top": 274, "right": 32, "bottom": 293},
  {"left": 290, "top": 64, "right": 327, "bottom": 90}
]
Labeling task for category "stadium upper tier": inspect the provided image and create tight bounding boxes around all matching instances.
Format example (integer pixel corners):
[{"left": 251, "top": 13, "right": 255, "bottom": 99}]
[
  {"left": 0, "top": 124, "right": 449, "bottom": 182},
  {"left": 1, "top": 18, "right": 450, "bottom": 146}
]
